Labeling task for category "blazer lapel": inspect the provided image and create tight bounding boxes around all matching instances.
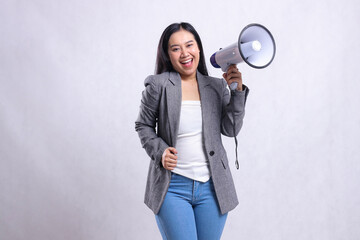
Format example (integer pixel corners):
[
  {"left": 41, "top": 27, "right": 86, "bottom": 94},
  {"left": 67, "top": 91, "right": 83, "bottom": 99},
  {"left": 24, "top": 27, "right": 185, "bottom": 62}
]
[
  {"left": 197, "top": 71, "right": 210, "bottom": 91},
  {"left": 197, "top": 71, "right": 212, "bottom": 130},
  {"left": 165, "top": 71, "right": 182, "bottom": 147}
]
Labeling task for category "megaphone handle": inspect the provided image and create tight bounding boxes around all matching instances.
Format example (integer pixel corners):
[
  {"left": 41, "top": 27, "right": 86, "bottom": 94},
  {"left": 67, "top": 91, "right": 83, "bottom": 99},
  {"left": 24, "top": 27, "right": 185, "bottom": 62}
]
[
  {"left": 229, "top": 82, "right": 238, "bottom": 91},
  {"left": 223, "top": 64, "right": 239, "bottom": 91}
]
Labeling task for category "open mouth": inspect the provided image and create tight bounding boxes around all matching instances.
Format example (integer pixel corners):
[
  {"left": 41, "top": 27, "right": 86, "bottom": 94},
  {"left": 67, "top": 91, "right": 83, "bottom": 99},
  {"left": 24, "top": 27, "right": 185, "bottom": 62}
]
[{"left": 180, "top": 58, "right": 193, "bottom": 67}]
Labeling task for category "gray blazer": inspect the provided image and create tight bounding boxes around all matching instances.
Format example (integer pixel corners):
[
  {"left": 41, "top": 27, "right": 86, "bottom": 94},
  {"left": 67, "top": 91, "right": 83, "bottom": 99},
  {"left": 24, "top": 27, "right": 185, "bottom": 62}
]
[{"left": 135, "top": 71, "right": 249, "bottom": 215}]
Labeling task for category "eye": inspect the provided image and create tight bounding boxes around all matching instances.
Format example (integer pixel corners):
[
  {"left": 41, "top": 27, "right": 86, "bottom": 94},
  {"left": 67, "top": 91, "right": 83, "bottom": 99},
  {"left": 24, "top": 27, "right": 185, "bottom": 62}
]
[
  {"left": 172, "top": 47, "right": 180, "bottom": 52},
  {"left": 187, "top": 44, "right": 193, "bottom": 48}
]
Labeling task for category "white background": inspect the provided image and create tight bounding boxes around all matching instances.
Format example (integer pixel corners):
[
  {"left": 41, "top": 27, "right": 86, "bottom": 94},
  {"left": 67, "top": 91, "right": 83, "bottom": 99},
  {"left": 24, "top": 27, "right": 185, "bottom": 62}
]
[{"left": 1, "top": 0, "right": 359, "bottom": 239}]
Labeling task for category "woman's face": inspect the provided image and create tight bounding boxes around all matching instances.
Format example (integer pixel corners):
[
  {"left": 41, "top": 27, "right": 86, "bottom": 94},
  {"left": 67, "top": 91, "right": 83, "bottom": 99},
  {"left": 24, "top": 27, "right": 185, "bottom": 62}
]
[{"left": 168, "top": 29, "right": 200, "bottom": 80}]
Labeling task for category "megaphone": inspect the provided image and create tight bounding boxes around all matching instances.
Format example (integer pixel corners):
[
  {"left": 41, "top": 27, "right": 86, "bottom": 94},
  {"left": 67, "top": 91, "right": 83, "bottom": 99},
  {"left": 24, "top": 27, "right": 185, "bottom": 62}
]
[{"left": 210, "top": 23, "right": 276, "bottom": 90}]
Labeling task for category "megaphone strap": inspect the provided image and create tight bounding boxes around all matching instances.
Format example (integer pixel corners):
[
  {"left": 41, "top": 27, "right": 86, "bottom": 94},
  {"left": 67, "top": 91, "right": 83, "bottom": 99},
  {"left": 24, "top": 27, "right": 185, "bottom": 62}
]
[{"left": 231, "top": 101, "right": 240, "bottom": 170}]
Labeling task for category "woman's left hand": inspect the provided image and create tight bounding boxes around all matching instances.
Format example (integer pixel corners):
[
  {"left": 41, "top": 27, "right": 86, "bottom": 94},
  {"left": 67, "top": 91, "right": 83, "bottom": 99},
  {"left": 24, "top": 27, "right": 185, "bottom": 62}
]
[{"left": 222, "top": 64, "right": 243, "bottom": 91}]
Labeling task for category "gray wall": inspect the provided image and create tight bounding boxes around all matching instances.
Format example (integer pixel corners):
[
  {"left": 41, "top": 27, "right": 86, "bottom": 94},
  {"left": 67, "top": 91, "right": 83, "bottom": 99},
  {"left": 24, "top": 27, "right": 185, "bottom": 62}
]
[{"left": 1, "top": 0, "right": 359, "bottom": 239}]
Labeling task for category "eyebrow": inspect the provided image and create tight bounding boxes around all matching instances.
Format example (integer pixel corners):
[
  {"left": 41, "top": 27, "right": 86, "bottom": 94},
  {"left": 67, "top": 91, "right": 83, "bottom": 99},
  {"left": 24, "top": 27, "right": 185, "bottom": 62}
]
[{"left": 169, "top": 40, "right": 194, "bottom": 48}]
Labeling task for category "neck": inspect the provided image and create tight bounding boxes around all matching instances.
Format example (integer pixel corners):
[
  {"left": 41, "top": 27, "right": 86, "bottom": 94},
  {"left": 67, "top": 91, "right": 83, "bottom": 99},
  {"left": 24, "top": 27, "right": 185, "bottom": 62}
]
[{"left": 180, "top": 73, "right": 197, "bottom": 82}]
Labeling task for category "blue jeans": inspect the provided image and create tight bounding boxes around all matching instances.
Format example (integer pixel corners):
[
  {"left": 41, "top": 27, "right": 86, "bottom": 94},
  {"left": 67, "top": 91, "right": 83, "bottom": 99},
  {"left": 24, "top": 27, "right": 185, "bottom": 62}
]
[{"left": 155, "top": 173, "right": 228, "bottom": 240}]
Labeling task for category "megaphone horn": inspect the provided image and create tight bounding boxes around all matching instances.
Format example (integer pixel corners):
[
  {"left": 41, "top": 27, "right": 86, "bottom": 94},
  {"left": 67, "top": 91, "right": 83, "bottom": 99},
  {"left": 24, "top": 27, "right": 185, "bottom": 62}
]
[{"left": 210, "top": 23, "right": 276, "bottom": 90}]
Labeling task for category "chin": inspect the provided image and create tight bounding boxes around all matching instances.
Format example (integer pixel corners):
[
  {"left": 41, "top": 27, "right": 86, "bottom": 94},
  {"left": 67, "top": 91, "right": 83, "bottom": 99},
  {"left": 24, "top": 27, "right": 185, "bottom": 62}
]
[{"left": 180, "top": 69, "right": 196, "bottom": 76}]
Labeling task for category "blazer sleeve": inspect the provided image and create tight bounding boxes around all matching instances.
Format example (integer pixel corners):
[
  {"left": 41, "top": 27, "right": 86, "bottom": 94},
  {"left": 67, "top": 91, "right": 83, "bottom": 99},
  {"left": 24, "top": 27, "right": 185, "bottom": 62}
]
[
  {"left": 220, "top": 79, "right": 250, "bottom": 137},
  {"left": 135, "top": 75, "right": 169, "bottom": 164}
]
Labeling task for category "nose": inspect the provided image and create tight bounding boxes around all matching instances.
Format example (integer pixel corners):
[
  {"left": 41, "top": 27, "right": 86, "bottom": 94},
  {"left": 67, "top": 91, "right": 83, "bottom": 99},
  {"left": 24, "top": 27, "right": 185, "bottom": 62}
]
[{"left": 180, "top": 47, "right": 189, "bottom": 58}]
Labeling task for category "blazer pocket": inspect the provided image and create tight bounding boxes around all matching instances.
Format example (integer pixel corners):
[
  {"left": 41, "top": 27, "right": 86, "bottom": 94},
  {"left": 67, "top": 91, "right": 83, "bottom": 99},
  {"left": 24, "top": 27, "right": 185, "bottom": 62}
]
[
  {"left": 220, "top": 152, "right": 229, "bottom": 169},
  {"left": 221, "top": 159, "right": 226, "bottom": 169}
]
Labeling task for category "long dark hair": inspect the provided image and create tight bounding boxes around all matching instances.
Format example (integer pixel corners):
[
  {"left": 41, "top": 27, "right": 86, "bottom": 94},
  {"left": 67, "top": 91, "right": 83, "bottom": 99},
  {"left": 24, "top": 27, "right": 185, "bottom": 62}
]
[{"left": 155, "top": 22, "right": 208, "bottom": 76}]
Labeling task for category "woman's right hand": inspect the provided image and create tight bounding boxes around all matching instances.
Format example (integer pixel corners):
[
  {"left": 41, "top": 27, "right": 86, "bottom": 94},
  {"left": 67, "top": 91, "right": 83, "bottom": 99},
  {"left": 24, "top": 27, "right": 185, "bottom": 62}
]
[{"left": 162, "top": 147, "right": 178, "bottom": 170}]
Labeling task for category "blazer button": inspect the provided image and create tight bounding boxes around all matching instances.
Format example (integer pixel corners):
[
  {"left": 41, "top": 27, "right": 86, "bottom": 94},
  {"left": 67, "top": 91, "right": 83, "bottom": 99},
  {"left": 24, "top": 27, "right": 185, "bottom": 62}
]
[{"left": 209, "top": 151, "right": 215, "bottom": 156}]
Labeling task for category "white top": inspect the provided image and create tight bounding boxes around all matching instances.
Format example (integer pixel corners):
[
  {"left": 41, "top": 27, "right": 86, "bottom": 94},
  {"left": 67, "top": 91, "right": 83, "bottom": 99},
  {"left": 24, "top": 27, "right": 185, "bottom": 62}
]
[{"left": 172, "top": 101, "right": 211, "bottom": 182}]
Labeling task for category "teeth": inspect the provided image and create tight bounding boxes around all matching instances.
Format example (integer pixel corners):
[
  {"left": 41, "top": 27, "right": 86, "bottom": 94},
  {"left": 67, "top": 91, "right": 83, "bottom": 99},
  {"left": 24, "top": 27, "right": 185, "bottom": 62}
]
[{"left": 181, "top": 59, "right": 192, "bottom": 64}]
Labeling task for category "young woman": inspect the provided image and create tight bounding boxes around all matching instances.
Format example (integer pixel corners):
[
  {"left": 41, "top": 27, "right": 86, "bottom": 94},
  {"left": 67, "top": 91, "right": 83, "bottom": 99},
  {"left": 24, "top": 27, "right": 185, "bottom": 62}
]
[{"left": 135, "top": 22, "right": 249, "bottom": 240}]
